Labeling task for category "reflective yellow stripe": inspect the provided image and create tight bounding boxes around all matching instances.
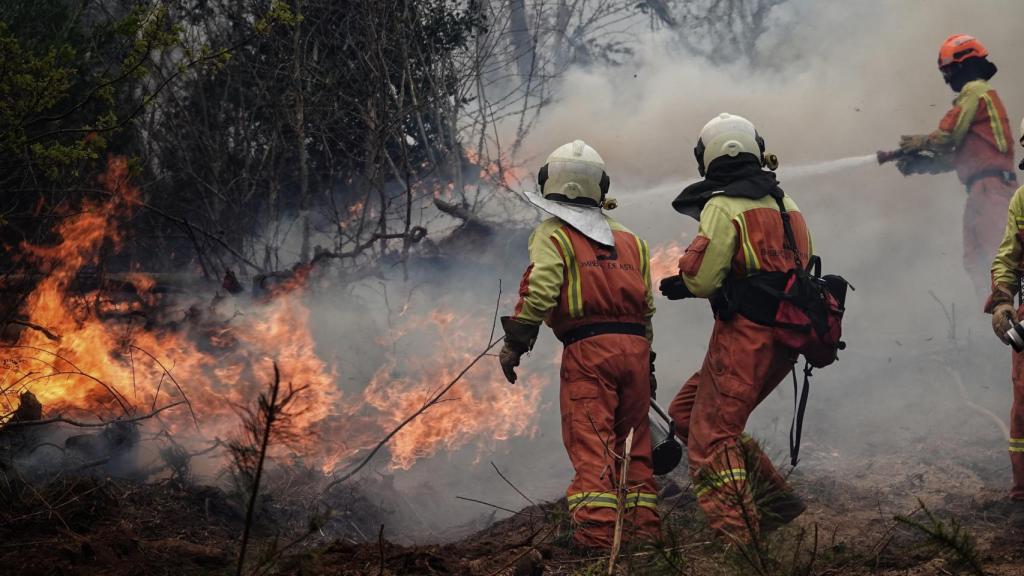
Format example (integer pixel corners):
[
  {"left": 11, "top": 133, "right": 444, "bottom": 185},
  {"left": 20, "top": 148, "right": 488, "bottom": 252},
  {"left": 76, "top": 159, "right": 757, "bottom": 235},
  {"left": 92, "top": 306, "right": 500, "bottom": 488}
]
[
  {"left": 551, "top": 229, "right": 583, "bottom": 318},
  {"left": 981, "top": 94, "right": 1008, "bottom": 153},
  {"left": 694, "top": 468, "right": 748, "bottom": 498},
  {"left": 624, "top": 491, "right": 658, "bottom": 509},
  {"left": 636, "top": 237, "right": 650, "bottom": 290},
  {"left": 568, "top": 491, "right": 618, "bottom": 510},
  {"left": 1010, "top": 438, "right": 1024, "bottom": 453},
  {"left": 735, "top": 213, "right": 760, "bottom": 273}
]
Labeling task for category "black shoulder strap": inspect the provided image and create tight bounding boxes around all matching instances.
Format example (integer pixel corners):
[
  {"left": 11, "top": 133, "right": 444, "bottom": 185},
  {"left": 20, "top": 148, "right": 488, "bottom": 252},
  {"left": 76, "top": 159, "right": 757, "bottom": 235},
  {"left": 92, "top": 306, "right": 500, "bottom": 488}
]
[{"left": 769, "top": 191, "right": 804, "bottom": 272}]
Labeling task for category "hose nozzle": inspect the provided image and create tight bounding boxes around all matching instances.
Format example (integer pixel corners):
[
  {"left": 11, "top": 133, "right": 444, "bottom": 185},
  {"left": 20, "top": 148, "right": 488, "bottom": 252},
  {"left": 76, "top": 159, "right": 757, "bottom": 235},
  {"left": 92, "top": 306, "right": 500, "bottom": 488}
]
[{"left": 1007, "top": 320, "right": 1024, "bottom": 352}]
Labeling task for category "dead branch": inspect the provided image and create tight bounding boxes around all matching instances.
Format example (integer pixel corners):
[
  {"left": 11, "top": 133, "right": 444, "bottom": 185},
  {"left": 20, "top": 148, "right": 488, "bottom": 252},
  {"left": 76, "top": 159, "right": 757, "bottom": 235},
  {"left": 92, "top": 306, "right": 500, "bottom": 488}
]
[
  {"left": 310, "top": 228, "right": 427, "bottom": 267},
  {"left": 433, "top": 197, "right": 490, "bottom": 228},
  {"left": 324, "top": 336, "right": 502, "bottom": 492},
  {"left": 3, "top": 345, "right": 133, "bottom": 416},
  {"left": 934, "top": 359, "right": 1009, "bottom": 439},
  {"left": 129, "top": 345, "right": 200, "bottom": 432},
  {"left": 490, "top": 460, "right": 536, "bottom": 509},
  {"left": 454, "top": 495, "right": 543, "bottom": 518},
  {"left": 5, "top": 320, "right": 61, "bottom": 342},
  {"left": 608, "top": 427, "right": 634, "bottom": 575},
  {"left": 323, "top": 283, "right": 503, "bottom": 493},
  {"left": 236, "top": 363, "right": 283, "bottom": 576},
  {"left": 1, "top": 400, "right": 186, "bottom": 430}
]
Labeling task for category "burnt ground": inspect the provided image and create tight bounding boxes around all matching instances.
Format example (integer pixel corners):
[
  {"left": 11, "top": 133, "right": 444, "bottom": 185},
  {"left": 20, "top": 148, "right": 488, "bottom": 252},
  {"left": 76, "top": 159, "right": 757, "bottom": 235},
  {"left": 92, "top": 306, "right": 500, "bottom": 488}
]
[
  {"left": 4, "top": 343, "right": 1024, "bottom": 575},
  {"left": 3, "top": 438, "right": 1024, "bottom": 575}
]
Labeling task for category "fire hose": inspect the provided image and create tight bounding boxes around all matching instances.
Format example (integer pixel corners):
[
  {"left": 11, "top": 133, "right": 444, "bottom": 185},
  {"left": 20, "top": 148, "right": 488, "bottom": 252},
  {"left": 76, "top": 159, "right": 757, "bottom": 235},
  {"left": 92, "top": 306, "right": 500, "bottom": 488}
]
[{"left": 876, "top": 148, "right": 947, "bottom": 175}]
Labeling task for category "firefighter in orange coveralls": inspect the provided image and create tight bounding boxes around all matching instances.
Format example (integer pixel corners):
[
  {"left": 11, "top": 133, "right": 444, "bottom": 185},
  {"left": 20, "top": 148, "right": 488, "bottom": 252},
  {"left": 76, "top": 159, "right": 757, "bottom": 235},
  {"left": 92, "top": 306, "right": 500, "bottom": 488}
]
[
  {"left": 498, "top": 140, "right": 659, "bottom": 549},
  {"left": 660, "top": 114, "right": 809, "bottom": 542},
  {"left": 895, "top": 34, "right": 1017, "bottom": 299},
  {"left": 986, "top": 118, "right": 1024, "bottom": 527}
]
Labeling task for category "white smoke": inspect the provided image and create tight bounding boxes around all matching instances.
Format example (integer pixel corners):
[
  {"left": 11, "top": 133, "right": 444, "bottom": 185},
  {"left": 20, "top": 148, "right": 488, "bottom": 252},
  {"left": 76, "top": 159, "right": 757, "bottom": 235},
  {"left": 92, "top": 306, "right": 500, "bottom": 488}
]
[{"left": 471, "top": 0, "right": 1024, "bottom": 526}]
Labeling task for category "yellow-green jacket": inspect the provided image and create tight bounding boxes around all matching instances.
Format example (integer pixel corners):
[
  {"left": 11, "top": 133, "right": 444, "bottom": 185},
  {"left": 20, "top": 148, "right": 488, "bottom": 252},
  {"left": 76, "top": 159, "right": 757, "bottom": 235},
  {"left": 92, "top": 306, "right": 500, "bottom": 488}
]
[
  {"left": 989, "top": 185, "right": 1024, "bottom": 303},
  {"left": 679, "top": 195, "right": 812, "bottom": 298},
  {"left": 511, "top": 216, "right": 654, "bottom": 340}
]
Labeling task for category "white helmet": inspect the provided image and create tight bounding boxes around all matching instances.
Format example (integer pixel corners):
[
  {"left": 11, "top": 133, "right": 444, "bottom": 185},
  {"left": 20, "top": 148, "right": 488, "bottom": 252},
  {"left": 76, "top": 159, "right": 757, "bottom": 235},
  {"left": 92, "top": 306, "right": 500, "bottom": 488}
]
[
  {"left": 523, "top": 140, "right": 615, "bottom": 246},
  {"left": 537, "top": 140, "right": 610, "bottom": 207},
  {"left": 694, "top": 113, "right": 765, "bottom": 176}
]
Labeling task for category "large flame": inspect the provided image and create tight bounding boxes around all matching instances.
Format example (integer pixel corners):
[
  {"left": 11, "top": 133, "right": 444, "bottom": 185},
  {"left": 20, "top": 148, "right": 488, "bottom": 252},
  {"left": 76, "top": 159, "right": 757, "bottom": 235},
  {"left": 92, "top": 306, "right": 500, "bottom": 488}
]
[
  {"left": 1, "top": 157, "right": 547, "bottom": 474},
  {"left": 649, "top": 238, "right": 688, "bottom": 285}
]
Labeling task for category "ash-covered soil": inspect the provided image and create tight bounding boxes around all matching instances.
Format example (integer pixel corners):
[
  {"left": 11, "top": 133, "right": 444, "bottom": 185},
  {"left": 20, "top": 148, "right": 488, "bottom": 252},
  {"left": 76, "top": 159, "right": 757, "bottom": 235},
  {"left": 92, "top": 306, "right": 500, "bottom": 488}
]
[
  {"left": 3, "top": 441, "right": 1024, "bottom": 575},
  {"left": 5, "top": 341, "right": 1024, "bottom": 575}
]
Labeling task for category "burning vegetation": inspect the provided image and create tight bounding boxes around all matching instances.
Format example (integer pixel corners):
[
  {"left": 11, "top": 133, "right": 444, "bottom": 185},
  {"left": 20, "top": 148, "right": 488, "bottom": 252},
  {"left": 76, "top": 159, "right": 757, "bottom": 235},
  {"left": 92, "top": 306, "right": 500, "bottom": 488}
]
[{"left": 6, "top": 1, "right": 1024, "bottom": 576}]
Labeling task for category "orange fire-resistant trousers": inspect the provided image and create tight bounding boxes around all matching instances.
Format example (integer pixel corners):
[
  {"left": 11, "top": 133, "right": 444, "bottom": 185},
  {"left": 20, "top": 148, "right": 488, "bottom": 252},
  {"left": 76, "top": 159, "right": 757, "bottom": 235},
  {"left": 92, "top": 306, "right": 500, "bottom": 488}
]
[
  {"left": 668, "top": 315, "right": 796, "bottom": 541},
  {"left": 560, "top": 333, "right": 660, "bottom": 548},
  {"left": 1008, "top": 321, "right": 1024, "bottom": 501},
  {"left": 964, "top": 177, "right": 1014, "bottom": 301}
]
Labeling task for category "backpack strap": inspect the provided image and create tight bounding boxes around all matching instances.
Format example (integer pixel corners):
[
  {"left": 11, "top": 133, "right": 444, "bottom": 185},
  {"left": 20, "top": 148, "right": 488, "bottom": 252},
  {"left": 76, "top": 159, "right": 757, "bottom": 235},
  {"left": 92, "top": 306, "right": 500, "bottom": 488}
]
[
  {"left": 769, "top": 191, "right": 804, "bottom": 272},
  {"left": 789, "top": 362, "right": 812, "bottom": 466}
]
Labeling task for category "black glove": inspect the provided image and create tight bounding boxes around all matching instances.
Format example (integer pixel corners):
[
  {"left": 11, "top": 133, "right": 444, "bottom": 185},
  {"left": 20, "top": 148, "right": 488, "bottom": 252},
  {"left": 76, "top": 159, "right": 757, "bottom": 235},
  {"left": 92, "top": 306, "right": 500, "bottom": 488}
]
[
  {"left": 499, "top": 344, "right": 523, "bottom": 384},
  {"left": 896, "top": 153, "right": 950, "bottom": 176},
  {"left": 499, "top": 317, "right": 539, "bottom": 384},
  {"left": 649, "top": 350, "right": 657, "bottom": 399},
  {"left": 659, "top": 275, "right": 694, "bottom": 300}
]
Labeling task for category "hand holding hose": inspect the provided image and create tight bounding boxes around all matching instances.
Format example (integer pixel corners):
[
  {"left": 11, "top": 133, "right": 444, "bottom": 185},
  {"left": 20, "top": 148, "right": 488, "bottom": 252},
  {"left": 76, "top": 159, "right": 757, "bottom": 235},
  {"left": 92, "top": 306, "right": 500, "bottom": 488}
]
[
  {"left": 993, "top": 302, "right": 1016, "bottom": 345},
  {"left": 899, "top": 134, "right": 928, "bottom": 153}
]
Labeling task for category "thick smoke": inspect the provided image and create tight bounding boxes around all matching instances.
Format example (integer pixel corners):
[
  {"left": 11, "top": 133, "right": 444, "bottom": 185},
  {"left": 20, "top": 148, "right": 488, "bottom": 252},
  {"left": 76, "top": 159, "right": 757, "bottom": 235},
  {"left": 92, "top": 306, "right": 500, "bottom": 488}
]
[
  {"left": 301, "top": 1, "right": 1024, "bottom": 540},
  {"left": 465, "top": 0, "right": 1024, "bottom": 529}
]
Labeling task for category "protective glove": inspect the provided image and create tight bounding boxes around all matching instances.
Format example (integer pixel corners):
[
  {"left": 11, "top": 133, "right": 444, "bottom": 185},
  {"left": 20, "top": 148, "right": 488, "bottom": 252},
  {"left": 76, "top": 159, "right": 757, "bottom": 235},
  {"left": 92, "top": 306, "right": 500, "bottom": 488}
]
[
  {"left": 498, "top": 343, "right": 523, "bottom": 384},
  {"left": 992, "top": 302, "right": 1016, "bottom": 345},
  {"left": 899, "top": 134, "right": 928, "bottom": 153},
  {"left": 896, "top": 153, "right": 950, "bottom": 176},
  {"left": 499, "top": 316, "right": 539, "bottom": 384},
  {"left": 659, "top": 275, "right": 694, "bottom": 300},
  {"left": 649, "top": 350, "right": 657, "bottom": 399},
  {"left": 895, "top": 155, "right": 916, "bottom": 176}
]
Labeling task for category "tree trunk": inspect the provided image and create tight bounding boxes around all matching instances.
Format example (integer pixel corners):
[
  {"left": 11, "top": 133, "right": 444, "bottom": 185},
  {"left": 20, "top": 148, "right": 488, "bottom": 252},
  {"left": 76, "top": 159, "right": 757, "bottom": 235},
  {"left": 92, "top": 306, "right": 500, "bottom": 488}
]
[
  {"left": 293, "top": 0, "right": 311, "bottom": 263},
  {"left": 508, "top": 0, "right": 534, "bottom": 82}
]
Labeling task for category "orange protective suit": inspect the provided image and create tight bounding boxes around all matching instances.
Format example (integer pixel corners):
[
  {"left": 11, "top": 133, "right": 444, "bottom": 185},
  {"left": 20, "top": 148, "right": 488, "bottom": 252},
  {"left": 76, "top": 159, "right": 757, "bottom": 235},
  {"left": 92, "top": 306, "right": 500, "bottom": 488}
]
[
  {"left": 986, "top": 185, "right": 1024, "bottom": 500},
  {"left": 917, "top": 80, "right": 1016, "bottom": 298},
  {"left": 667, "top": 191, "right": 811, "bottom": 542},
  {"left": 510, "top": 216, "right": 659, "bottom": 548}
]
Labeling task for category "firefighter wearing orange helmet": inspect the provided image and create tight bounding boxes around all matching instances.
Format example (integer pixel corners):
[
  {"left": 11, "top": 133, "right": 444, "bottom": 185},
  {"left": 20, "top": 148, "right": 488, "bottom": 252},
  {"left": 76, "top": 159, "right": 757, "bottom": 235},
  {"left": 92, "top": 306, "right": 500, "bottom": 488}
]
[
  {"left": 498, "top": 140, "right": 660, "bottom": 548},
  {"left": 660, "top": 113, "right": 809, "bottom": 543},
  {"left": 986, "top": 118, "right": 1024, "bottom": 527},
  {"left": 895, "top": 34, "right": 1016, "bottom": 299}
]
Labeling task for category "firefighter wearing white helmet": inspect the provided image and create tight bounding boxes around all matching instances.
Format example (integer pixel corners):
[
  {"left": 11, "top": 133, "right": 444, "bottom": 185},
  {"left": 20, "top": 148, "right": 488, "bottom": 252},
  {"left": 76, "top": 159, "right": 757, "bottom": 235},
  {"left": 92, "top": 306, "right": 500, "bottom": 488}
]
[
  {"left": 499, "top": 139, "right": 661, "bottom": 549},
  {"left": 986, "top": 116, "right": 1024, "bottom": 528},
  {"left": 660, "top": 113, "right": 812, "bottom": 542},
  {"left": 693, "top": 113, "right": 774, "bottom": 177},
  {"left": 522, "top": 139, "right": 616, "bottom": 246}
]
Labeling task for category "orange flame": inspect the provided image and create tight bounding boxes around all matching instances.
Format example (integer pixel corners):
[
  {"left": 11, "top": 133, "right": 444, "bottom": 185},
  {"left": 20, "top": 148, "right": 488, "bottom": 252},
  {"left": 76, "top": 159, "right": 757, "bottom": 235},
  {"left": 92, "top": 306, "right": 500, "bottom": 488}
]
[
  {"left": 1, "top": 156, "right": 548, "bottom": 475},
  {"left": 649, "top": 238, "right": 689, "bottom": 283}
]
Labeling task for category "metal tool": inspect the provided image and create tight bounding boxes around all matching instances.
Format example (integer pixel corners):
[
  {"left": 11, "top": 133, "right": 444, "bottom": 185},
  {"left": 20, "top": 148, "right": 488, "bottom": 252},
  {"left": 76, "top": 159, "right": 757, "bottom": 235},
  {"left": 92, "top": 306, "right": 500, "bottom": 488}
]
[
  {"left": 649, "top": 399, "right": 684, "bottom": 476},
  {"left": 1007, "top": 320, "right": 1024, "bottom": 352}
]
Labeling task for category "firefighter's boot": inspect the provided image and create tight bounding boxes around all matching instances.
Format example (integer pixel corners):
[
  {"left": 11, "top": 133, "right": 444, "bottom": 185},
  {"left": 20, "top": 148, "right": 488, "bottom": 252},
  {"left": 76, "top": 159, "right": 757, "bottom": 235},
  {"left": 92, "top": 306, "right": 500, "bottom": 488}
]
[{"left": 760, "top": 490, "right": 806, "bottom": 532}]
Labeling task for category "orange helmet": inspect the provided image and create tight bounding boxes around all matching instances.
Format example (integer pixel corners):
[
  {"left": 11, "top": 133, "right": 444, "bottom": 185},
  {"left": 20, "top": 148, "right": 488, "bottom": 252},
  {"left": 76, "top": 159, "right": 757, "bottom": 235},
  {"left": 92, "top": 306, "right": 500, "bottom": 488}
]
[{"left": 938, "top": 34, "right": 989, "bottom": 68}]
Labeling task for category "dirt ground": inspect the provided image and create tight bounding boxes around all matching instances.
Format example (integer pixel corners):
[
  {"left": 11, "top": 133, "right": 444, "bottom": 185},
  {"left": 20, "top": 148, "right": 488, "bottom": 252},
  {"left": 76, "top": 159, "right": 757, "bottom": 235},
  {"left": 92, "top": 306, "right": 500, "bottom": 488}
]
[
  {"left": 3, "top": 440, "right": 1024, "bottom": 576},
  {"left": 4, "top": 342, "right": 1024, "bottom": 575}
]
